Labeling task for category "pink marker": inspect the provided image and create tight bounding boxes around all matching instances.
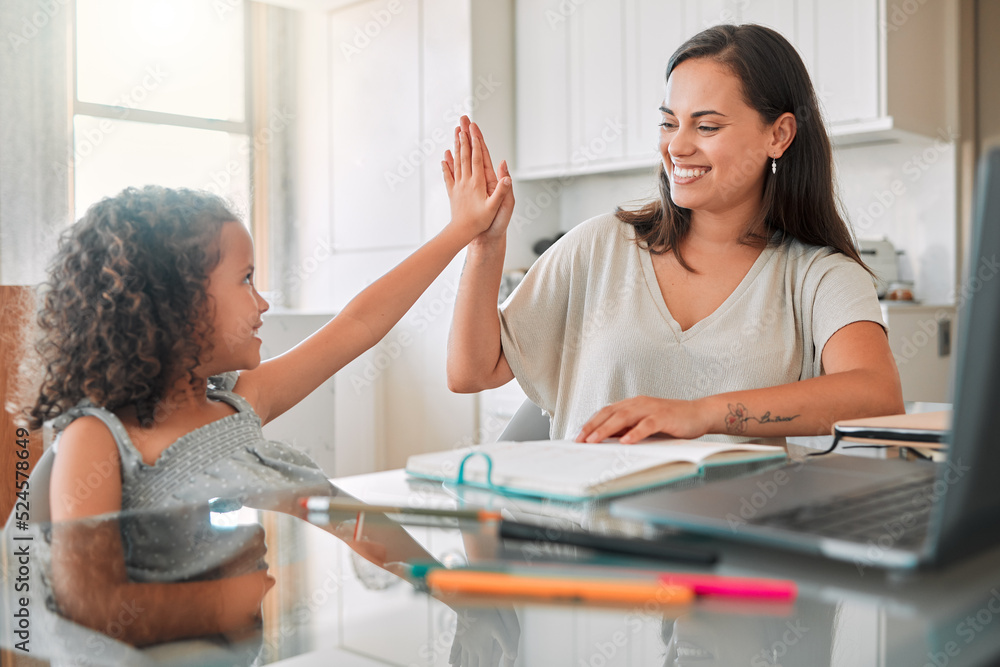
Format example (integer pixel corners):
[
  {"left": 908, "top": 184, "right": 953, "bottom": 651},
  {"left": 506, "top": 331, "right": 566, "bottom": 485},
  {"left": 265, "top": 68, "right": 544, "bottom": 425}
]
[{"left": 658, "top": 573, "right": 797, "bottom": 600}]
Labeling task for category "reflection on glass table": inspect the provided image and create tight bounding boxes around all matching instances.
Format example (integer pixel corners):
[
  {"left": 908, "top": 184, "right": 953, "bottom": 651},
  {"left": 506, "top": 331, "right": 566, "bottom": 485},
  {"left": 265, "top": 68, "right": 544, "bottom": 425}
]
[{"left": 3, "top": 472, "right": 1000, "bottom": 666}]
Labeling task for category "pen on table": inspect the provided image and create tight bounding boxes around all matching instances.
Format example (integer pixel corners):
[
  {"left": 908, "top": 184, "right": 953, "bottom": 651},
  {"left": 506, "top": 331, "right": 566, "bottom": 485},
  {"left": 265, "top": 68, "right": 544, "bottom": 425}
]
[
  {"left": 300, "top": 496, "right": 503, "bottom": 522},
  {"left": 409, "top": 561, "right": 796, "bottom": 601},
  {"left": 408, "top": 564, "right": 695, "bottom": 605},
  {"left": 499, "top": 519, "right": 718, "bottom": 565}
]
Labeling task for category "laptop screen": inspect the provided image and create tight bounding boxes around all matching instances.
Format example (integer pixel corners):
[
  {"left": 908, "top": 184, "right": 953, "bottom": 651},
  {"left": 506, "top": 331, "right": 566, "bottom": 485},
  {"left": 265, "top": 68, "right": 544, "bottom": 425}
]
[{"left": 931, "top": 146, "right": 1000, "bottom": 565}]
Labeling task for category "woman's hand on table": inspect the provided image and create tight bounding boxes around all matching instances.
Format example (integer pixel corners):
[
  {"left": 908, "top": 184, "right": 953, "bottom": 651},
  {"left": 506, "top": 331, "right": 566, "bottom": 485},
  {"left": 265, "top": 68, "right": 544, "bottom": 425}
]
[{"left": 575, "top": 396, "right": 711, "bottom": 444}]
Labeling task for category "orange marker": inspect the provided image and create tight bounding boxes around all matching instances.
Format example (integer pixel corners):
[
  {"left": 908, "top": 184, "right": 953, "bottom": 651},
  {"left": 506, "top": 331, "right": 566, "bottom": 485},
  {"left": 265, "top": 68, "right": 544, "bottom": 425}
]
[{"left": 424, "top": 569, "right": 694, "bottom": 605}]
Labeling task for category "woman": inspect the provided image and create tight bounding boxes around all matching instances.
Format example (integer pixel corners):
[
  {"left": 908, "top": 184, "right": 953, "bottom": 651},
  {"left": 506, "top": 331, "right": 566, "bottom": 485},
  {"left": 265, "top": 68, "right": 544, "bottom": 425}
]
[{"left": 446, "top": 24, "right": 903, "bottom": 444}]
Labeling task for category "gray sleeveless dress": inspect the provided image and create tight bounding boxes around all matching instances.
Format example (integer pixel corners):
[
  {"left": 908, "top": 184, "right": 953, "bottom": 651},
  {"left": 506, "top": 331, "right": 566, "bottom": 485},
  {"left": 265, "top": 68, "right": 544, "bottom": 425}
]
[{"left": 48, "top": 372, "right": 333, "bottom": 582}]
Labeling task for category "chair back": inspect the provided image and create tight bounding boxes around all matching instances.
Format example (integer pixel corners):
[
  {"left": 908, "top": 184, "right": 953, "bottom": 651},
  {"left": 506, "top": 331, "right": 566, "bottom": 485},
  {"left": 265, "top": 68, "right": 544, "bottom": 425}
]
[
  {"left": 496, "top": 398, "right": 551, "bottom": 442},
  {"left": 0, "top": 286, "right": 41, "bottom": 524}
]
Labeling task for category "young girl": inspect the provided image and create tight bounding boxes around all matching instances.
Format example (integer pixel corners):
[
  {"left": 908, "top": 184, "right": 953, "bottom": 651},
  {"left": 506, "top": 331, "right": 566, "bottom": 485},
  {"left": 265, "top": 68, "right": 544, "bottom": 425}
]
[{"left": 27, "top": 125, "right": 511, "bottom": 645}]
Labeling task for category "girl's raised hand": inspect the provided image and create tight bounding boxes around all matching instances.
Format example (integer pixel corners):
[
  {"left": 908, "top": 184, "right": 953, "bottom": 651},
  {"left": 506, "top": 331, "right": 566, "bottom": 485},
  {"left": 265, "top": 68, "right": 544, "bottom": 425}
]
[{"left": 442, "top": 116, "right": 512, "bottom": 243}]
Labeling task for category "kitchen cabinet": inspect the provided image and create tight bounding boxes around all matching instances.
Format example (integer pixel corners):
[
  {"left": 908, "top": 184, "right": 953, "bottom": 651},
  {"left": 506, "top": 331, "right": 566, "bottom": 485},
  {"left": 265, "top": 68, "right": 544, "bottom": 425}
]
[
  {"left": 514, "top": 0, "right": 950, "bottom": 177},
  {"left": 514, "top": 0, "right": 570, "bottom": 173},
  {"left": 811, "top": 0, "right": 880, "bottom": 128},
  {"left": 569, "top": 0, "right": 626, "bottom": 166},
  {"left": 515, "top": 0, "right": 686, "bottom": 178},
  {"left": 623, "top": 0, "right": 687, "bottom": 167},
  {"left": 329, "top": 0, "right": 422, "bottom": 250},
  {"left": 881, "top": 303, "right": 956, "bottom": 403}
]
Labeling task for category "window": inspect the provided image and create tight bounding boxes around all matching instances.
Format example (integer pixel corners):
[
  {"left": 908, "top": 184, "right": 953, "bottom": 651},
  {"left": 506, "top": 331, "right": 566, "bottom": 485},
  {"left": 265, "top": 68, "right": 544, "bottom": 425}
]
[{"left": 71, "top": 0, "right": 252, "bottom": 232}]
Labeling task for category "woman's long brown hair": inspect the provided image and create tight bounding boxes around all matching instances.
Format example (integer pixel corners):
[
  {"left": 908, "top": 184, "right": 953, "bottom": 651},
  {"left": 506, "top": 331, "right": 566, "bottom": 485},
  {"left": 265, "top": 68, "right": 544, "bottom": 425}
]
[{"left": 617, "top": 24, "right": 868, "bottom": 273}]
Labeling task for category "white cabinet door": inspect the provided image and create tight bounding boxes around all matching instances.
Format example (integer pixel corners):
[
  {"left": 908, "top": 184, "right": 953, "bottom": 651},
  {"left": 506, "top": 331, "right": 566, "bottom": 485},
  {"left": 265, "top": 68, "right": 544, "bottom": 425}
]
[
  {"left": 329, "top": 0, "right": 422, "bottom": 250},
  {"left": 740, "top": 0, "right": 797, "bottom": 41},
  {"left": 881, "top": 304, "right": 955, "bottom": 403},
  {"left": 624, "top": 0, "right": 685, "bottom": 161},
  {"left": 812, "top": 0, "right": 880, "bottom": 126},
  {"left": 683, "top": 0, "right": 741, "bottom": 35},
  {"left": 515, "top": 0, "right": 570, "bottom": 173},
  {"left": 569, "top": 0, "right": 626, "bottom": 167}
]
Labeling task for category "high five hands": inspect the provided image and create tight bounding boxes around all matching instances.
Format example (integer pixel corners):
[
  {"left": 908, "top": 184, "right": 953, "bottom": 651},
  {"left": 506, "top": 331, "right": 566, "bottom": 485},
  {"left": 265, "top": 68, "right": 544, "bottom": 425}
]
[{"left": 442, "top": 115, "right": 515, "bottom": 244}]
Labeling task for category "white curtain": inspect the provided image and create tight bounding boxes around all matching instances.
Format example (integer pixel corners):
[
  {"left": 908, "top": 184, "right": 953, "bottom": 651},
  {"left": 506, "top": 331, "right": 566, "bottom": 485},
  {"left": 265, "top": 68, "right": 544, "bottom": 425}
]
[{"left": 0, "top": 0, "right": 72, "bottom": 285}]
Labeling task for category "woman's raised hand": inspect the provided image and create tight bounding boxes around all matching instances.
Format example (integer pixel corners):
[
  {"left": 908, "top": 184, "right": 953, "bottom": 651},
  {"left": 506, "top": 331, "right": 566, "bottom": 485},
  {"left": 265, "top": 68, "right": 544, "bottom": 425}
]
[{"left": 443, "top": 115, "right": 514, "bottom": 244}]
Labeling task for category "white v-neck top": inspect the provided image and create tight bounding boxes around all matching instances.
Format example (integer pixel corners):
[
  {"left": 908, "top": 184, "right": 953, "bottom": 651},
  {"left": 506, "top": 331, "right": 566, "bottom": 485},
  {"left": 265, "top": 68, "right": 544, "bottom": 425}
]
[{"left": 498, "top": 213, "right": 885, "bottom": 441}]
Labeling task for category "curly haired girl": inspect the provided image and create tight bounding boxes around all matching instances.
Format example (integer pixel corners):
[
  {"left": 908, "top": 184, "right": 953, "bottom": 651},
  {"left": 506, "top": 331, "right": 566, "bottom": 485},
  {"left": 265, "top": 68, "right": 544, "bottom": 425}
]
[{"left": 29, "top": 123, "right": 512, "bottom": 644}]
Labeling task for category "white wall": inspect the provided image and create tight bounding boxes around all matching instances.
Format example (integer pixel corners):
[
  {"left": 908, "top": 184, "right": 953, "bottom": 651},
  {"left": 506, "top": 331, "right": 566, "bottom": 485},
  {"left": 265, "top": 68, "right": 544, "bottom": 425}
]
[{"left": 835, "top": 137, "right": 957, "bottom": 305}]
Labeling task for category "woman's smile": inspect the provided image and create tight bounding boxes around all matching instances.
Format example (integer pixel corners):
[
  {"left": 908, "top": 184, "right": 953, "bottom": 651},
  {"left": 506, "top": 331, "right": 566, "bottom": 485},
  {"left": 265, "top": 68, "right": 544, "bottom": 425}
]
[{"left": 670, "top": 164, "right": 712, "bottom": 185}]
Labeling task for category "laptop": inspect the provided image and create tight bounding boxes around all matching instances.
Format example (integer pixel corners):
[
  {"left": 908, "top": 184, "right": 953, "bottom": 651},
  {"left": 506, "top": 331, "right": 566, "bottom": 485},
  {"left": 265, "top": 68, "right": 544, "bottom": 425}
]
[{"left": 611, "top": 147, "right": 1000, "bottom": 570}]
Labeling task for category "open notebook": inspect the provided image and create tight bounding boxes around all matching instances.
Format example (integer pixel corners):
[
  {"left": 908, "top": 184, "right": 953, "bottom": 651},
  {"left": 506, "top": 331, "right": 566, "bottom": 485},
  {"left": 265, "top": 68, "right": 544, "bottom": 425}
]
[{"left": 405, "top": 439, "right": 787, "bottom": 501}]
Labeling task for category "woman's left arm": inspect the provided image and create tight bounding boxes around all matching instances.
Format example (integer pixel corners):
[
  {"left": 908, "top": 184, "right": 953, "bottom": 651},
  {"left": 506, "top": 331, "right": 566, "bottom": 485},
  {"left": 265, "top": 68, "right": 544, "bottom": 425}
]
[{"left": 576, "top": 320, "right": 905, "bottom": 443}]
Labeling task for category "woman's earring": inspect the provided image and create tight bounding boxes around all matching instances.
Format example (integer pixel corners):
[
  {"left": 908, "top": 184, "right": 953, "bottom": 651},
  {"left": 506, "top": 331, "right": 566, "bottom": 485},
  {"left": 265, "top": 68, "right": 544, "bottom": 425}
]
[{"left": 771, "top": 156, "right": 777, "bottom": 174}]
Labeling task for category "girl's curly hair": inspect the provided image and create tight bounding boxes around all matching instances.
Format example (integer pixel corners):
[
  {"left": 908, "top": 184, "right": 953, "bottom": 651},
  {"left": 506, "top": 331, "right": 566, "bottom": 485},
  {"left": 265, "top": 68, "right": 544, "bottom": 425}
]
[{"left": 28, "top": 185, "right": 240, "bottom": 430}]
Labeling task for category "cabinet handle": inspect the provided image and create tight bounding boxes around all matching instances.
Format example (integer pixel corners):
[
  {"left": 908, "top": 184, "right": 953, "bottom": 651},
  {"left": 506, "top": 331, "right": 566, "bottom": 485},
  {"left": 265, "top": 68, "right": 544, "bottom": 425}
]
[{"left": 938, "top": 319, "right": 951, "bottom": 357}]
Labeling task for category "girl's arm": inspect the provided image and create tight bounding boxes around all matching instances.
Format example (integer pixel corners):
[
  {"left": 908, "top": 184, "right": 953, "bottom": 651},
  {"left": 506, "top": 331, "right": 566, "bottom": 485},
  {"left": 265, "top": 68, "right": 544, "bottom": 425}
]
[
  {"left": 446, "top": 118, "right": 516, "bottom": 393},
  {"left": 238, "top": 122, "right": 511, "bottom": 424},
  {"left": 576, "top": 321, "right": 905, "bottom": 442},
  {"left": 48, "top": 421, "right": 273, "bottom": 645}
]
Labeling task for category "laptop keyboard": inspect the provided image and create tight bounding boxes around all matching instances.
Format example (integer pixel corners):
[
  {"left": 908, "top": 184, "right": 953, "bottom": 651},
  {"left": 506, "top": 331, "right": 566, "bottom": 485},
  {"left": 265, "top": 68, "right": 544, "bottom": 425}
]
[{"left": 750, "top": 471, "right": 936, "bottom": 549}]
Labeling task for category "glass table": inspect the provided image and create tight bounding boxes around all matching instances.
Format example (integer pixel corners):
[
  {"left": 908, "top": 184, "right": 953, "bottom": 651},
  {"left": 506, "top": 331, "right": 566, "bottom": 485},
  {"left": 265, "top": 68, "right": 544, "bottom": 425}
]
[{"left": 3, "top": 452, "right": 999, "bottom": 666}]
